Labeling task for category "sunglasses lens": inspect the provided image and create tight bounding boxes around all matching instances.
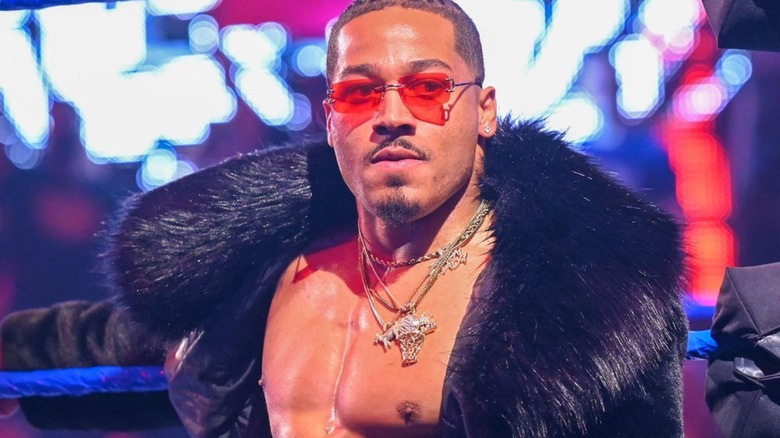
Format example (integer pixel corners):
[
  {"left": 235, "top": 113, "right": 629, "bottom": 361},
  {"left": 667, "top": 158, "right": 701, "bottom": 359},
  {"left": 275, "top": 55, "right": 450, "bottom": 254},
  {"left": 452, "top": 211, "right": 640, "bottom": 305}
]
[
  {"left": 329, "top": 79, "right": 380, "bottom": 113},
  {"left": 398, "top": 73, "right": 451, "bottom": 107},
  {"left": 406, "top": 105, "right": 447, "bottom": 126},
  {"left": 327, "top": 73, "right": 452, "bottom": 123}
]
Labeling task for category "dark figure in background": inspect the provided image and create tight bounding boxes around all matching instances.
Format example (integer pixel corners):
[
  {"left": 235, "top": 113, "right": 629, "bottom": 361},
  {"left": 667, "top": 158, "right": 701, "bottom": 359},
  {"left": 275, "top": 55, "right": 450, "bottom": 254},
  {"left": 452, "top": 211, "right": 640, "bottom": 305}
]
[{"left": 1, "top": 0, "right": 688, "bottom": 436}]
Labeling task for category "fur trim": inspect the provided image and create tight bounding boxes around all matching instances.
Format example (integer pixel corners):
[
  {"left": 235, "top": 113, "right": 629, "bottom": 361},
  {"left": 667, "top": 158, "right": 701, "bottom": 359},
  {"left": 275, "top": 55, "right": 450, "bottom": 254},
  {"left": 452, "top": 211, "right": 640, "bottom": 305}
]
[
  {"left": 107, "top": 119, "right": 686, "bottom": 435},
  {"left": 105, "top": 138, "right": 355, "bottom": 341},
  {"left": 447, "top": 119, "right": 686, "bottom": 436}
]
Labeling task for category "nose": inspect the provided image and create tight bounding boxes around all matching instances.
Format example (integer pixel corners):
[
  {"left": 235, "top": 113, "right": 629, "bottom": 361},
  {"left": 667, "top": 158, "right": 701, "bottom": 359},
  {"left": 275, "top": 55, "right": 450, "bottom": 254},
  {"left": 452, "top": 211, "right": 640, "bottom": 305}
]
[{"left": 372, "top": 87, "right": 416, "bottom": 137}]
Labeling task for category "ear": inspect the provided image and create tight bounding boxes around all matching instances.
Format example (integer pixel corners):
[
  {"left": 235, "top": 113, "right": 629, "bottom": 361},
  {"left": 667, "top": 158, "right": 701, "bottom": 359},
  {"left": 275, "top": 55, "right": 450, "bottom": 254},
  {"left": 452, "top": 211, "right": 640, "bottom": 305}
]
[
  {"left": 323, "top": 100, "right": 335, "bottom": 148},
  {"left": 477, "top": 86, "right": 497, "bottom": 140}
]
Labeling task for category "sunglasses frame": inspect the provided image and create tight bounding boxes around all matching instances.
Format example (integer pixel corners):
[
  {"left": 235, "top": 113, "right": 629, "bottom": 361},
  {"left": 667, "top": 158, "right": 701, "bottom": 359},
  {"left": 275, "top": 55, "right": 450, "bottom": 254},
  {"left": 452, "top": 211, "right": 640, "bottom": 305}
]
[{"left": 325, "top": 73, "right": 481, "bottom": 114}]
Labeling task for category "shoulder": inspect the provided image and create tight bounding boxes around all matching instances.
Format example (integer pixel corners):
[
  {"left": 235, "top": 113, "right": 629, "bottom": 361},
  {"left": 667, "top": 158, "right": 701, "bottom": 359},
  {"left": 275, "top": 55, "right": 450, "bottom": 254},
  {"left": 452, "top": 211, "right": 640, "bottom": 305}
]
[{"left": 275, "top": 229, "right": 359, "bottom": 296}]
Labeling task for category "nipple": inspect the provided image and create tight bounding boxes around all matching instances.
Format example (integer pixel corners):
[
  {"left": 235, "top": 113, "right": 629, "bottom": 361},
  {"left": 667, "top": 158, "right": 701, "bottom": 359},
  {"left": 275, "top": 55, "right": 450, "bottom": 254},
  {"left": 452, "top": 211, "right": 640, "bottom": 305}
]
[{"left": 397, "top": 401, "right": 421, "bottom": 426}]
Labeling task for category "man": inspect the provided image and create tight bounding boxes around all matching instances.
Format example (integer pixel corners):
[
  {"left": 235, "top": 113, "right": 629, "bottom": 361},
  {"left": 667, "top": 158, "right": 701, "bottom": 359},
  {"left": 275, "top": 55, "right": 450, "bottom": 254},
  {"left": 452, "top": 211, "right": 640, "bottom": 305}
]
[{"left": 1, "top": 0, "right": 687, "bottom": 436}]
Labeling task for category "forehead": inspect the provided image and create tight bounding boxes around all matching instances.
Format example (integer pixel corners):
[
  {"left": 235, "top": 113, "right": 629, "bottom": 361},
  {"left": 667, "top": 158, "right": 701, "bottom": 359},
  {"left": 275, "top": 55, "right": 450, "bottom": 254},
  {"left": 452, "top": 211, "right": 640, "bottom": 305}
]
[{"left": 332, "top": 7, "right": 463, "bottom": 80}]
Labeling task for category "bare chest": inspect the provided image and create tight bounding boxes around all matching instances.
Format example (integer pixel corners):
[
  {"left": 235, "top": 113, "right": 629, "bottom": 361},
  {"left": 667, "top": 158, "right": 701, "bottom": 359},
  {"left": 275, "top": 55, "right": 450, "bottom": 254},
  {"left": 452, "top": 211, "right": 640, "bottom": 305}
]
[{"left": 261, "top": 249, "right": 481, "bottom": 437}]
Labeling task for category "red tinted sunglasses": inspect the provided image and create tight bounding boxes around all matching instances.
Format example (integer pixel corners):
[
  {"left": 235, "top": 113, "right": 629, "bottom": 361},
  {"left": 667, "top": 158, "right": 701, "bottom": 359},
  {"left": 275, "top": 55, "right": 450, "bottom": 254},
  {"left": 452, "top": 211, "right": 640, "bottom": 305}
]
[{"left": 325, "top": 72, "right": 480, "bottom": 125}]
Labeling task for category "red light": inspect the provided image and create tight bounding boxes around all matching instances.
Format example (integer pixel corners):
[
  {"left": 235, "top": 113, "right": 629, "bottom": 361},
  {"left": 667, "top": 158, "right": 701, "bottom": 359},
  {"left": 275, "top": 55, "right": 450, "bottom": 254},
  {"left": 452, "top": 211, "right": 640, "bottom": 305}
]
[
  {"left": 663, "top": 110, "right": 735, "bottom": 305},
  {"left": 685, "top": 223, "right": 735, "bottom": 304}
]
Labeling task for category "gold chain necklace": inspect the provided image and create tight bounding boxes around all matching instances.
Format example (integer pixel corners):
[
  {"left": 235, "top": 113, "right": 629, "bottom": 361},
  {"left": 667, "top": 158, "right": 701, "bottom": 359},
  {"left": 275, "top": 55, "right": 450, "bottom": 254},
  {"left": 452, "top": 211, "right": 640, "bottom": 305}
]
[
  {"left": 364, "top": 245, "right": 443, "bottom": 268},
  {"left": 357, "top": 200, "right": 490, "bottom": 366}
]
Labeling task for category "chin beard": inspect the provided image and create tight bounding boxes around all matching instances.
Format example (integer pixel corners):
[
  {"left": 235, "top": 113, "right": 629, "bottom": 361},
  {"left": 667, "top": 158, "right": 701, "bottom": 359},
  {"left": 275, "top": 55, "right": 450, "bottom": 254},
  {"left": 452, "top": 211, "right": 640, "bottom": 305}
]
[
  {"left": 375, "top": 195, "right": 422, "bottom": 226},
  {"left": 374, "top": 175, "right": 422, "bottom": 226}
]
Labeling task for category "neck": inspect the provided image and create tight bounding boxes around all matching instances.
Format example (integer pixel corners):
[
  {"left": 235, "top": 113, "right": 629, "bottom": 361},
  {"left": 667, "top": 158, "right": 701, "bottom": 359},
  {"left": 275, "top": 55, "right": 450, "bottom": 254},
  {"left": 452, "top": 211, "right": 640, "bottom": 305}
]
[{"left": 357, "top": 189, "right": 484, "bottom": 264}]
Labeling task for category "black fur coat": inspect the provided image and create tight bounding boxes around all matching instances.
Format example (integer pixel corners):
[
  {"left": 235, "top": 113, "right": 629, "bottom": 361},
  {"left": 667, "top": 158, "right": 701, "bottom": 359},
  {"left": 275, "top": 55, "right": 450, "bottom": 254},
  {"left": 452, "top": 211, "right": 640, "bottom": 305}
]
[{"left": 103, "top": 120, "right": 687, "bottom": 437}]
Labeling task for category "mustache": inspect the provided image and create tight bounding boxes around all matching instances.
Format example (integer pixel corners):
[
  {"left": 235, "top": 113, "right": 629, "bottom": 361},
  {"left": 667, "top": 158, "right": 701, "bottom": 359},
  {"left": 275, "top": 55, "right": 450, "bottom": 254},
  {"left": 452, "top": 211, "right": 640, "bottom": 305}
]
[{"left": 368, "top": 138, "right": 429, "bottom": 162}]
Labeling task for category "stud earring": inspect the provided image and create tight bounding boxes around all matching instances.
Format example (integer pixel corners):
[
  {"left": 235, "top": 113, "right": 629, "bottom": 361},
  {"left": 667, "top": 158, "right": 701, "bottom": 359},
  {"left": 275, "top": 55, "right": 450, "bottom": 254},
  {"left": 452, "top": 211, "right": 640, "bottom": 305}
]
[{"left": 484, "top": 126, "right": 491, "bottom": 134}]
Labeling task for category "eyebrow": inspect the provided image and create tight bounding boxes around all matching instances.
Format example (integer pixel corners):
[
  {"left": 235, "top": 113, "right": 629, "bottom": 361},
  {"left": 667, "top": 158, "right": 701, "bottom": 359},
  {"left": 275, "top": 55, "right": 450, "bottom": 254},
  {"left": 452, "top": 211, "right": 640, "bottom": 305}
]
[{"left": 335, "top": 59, "right": 454, "bottom": 81}]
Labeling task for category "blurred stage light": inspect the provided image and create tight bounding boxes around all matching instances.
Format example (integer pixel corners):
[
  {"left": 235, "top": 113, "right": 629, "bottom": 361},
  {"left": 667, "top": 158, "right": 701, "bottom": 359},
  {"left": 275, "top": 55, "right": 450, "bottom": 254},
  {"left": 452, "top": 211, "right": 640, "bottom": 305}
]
[
  {"left": 221, "top": 24, "right": 279, "bottom": 69},
  {"left": 460, "top": 0, "right": 545, "bottom": 87},
  {"left": 549, "top": 0, "right": 628, "bottom": 45},
  {"left": 234, "top": 69, "right": 294, "bottom": 126},
  {"left": 665, "top": 28, "right": 697, "bottom": 60},
  {"left": 669, "top": 133, "right": 732, "bottom": 220},
  {"left": 137, "top": 148, "right": 197, "bottom": 191},
  {"left": 147, "top": 0, "right": 221, "bottom": 17},
  {"left": 0, "top": 15, "right": 49, "bottom": 148},
  {"left": 4, "top": 142, "right": 43, "bottom": 170},
  {"left": 472, "top": 0, "right": 628, "bottom": 118},
  {"left": 78, "top": 72, "right": 159, "bottom": 162},
  {"left": 76, "top": 55, "right": 235, "bottom": 162},
  {"left": 545, "top": 92, "right": 605, "bottom": 144},
  {"left": 223, "top": 23, "right": 299, "bottom": 126},
  {"left": 685, "top": 221, "right": 735, "bottom": 302},
  {"left": 292, "top": 43, "right": 326, "bottom": 77},
  {"left": 0, "top": 10, "right": 28, "bottom": 28},
  {"left": 610, "top": 35, "right": 663, "bottom": 119},
  {"left": 258, "top": 22, "right": 289, "bottom": 54},
  {"left": 716, "top": 50, "right": 752, "bottom": 90},
  {"left": 287, "top": 93, "right": 312, "bottom": 131},
  {"left": 638, "top": 0, "right": 702, "bottom": 39},
  {"left": 32, "top": 2, "right": 235, "bottom": 162},
  {"left": 189, "top": 14, "right": 220, "bottom": 54},
  {"left": 673, "top": 79, "right": 726, "bottom": 122},
  {"left": 143, "top": 148, "right": 176, "bottom": 183},
  {"left": 38, "top": 2, "right": 147, "bottom": 104},
  {"left": 153, "top": 55, "right": 237, "bottom": 144}
]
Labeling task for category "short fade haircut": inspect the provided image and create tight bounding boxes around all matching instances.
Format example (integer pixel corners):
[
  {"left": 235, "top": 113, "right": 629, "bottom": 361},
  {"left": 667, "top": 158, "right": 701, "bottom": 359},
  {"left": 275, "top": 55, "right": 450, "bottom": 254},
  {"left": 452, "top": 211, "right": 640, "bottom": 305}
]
[{"left": 326, "top": 0, "right": 485, "bottom": 84}]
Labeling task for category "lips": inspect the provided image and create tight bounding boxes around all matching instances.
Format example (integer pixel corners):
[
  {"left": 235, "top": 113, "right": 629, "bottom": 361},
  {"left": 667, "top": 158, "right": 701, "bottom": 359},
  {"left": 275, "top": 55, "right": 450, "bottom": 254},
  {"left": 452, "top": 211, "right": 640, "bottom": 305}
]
[{"left": 370, "top": 146, "right": 422, "bottom": 163}]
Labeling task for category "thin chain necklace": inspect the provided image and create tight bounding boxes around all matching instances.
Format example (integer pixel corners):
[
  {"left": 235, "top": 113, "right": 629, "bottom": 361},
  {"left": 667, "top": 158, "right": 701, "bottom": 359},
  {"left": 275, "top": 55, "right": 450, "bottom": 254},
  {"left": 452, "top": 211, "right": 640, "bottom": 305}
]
[
  {"left": 357, "top": 199, "right": 490, "bottom": 366},
  {"left": 364, "top": 244, "right": 443, "bottom": 268},
  {"left": 365, "top": 255, "right": 402, "bottom": 310}
]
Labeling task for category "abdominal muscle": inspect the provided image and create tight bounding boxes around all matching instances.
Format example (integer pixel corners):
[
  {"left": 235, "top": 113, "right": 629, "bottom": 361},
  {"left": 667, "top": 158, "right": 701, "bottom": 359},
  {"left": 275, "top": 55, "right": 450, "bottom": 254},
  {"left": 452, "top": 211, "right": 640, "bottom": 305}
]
[{"left": 261, "top": 238, "right": 482, "bottom": 438}]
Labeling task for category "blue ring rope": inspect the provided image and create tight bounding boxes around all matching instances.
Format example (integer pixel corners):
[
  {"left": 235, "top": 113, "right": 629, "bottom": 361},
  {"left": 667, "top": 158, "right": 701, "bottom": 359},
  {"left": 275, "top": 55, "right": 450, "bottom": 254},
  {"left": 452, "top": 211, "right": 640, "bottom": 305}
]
[
  {"left": 0, "top": 366, "right": 167, "bottom": 399},
  {"left": 0, "top": 0, "right": 129, "bottom": 10},
  {"left": 0, "top": 331, "right": 718, "bottom": 399}
]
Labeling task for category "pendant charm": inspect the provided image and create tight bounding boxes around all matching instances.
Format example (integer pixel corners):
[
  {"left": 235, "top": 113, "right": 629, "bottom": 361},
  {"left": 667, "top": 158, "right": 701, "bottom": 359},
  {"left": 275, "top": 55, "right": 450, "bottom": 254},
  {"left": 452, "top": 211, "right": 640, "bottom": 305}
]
[
  {"left": 374, "top": 311, "right": 437, "bottom": 366},
  {"left": 444, "top": 248, "right": 467, "bottom": 272}
]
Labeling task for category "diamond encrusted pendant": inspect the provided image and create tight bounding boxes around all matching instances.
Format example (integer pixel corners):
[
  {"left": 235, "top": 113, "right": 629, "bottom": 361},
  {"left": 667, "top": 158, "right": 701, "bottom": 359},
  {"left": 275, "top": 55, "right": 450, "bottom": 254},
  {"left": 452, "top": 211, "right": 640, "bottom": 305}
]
[
  {"left": 444, "top": 248, "right": 467, "bottom": 272},
  {"left": 374, "top": 311, "right": 437, "bottom": 366}
]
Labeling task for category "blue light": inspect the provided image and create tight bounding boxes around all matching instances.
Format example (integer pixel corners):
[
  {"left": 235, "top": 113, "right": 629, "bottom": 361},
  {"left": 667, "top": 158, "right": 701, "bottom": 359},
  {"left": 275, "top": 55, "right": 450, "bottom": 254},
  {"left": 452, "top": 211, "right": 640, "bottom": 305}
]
[
  {"left": 4, "top": 142, "right": 43, "bottom": 170},
  {"left": 147, "top": 0, "right": 221, "bottom": 17},
  {"left": 287, "top": 93, "right": 312, "bottom": 131},
  {"left": 258, "top": 22, "right": 289, "bottom": 53},
  {"left": 610, "top": 36, "right": 664, "bottom": 119},
  {"left": 189, "top": 14, "right": 220, "bottom": 54},
  {"left": 137, "top": 148, "right": 198, "bottom": 191},
  {"left": 234, "top": 69, "right": 294, "bottom": 126},
  {"left": 716, "top": 50, "right": 752, "bottom": 90},
  {"left": 221, "top": 24, "right": 279, "bottom": 69},
  {"left": 292, "top": 44, "right": 326, "bottom": 77},
  {"left": 545, "top": 92, "right": 605, "bottom": 144},
  {"left": 0, "top": 24, "right": 50, "bottom": 148}
]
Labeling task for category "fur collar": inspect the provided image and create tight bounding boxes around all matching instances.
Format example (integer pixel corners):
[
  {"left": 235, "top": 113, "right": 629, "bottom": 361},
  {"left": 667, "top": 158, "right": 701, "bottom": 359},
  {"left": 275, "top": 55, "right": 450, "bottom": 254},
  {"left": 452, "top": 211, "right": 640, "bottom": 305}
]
[
  {"left": 107, "top": 119, "right": 686, "bottom": 436},
  {"left": 448, "top": 120, "right": 686, "bottom": 436}
]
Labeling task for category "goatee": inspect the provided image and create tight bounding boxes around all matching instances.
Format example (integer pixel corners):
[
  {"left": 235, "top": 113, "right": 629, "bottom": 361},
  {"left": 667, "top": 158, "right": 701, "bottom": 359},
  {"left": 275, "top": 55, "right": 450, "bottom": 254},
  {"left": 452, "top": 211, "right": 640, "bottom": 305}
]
[{"left": 375, "top": 181, "right": 422, "bottom": 226}]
